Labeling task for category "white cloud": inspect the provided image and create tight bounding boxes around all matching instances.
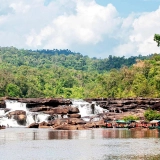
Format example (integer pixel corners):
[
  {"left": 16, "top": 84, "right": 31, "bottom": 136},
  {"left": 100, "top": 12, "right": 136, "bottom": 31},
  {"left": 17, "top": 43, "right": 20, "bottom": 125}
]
[
  {"left": 10, "top": 2, "right": 30, "bottom": 14},
  {"left": 0, "top": 0, "right": 160, "bottom": 57},
  {"left": 26, "top": 0, "right": 120, "bottom": 51},
  {"left": 113, "top": 7, "right": 160, "bottom": 57}
]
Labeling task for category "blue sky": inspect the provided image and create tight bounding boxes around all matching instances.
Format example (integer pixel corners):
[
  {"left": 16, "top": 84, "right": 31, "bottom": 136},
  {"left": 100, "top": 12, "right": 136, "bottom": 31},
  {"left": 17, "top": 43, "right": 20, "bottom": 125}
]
[
  {"left": 0, "top": 0, "right": 160, "bottom": 58},
  {"left": 96, "top": 0, "right": 160, "bottom": 16}
]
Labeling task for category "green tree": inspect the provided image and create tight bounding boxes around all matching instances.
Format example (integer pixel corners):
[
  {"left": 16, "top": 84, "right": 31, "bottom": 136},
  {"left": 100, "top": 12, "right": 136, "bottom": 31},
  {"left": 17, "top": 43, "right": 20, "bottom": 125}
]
[
  {"left": 6, "top": 83, "right": 20, "bottom": 97},
  {"left": 154, "top": 34, "right": 160, "bottom": 47}
]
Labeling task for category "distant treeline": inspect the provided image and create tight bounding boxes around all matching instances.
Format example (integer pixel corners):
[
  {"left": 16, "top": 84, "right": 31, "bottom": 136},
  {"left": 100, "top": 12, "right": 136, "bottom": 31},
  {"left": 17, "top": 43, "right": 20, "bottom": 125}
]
[
  {"left": 0, "top": 47, "right": 150, "bottom": 72},
  {"left": 0, "top": 46, "right": 159, "bottom": 99}
]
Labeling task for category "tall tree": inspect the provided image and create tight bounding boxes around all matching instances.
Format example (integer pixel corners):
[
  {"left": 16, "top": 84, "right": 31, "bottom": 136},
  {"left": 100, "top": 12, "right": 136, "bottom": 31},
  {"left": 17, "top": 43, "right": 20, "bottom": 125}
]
[{"left": 154, "top": 34, "right": 160, "bottom": 47}]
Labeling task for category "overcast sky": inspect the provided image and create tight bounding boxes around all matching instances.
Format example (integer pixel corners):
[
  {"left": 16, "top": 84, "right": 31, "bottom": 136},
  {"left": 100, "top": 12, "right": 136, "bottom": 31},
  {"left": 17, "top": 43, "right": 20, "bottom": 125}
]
[{"left": 0, "top": 0, "right": 160, "bottom": 58}]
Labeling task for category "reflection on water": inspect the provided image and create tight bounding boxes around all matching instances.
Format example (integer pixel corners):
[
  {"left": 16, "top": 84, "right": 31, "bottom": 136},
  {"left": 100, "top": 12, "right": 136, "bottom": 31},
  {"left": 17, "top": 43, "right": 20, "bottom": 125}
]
[
  {"left": 47, "top": 128, "right": 160, "bottom": 140},
  {"left": 0, "top": 128, "right": 160, "bottom": 160}
]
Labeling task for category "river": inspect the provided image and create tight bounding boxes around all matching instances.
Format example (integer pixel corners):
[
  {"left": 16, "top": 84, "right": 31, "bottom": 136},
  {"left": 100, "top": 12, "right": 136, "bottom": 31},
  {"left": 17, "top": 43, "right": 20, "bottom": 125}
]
[{"left": 0, "top": 128, "right": 160, "bottom": 160}]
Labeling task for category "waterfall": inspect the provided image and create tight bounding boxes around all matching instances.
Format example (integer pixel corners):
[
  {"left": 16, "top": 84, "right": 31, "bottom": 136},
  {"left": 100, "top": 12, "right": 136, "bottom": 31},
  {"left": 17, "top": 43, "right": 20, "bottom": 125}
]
[
  {"left": 0, "top": 117, "right": 19, "bottom": 127},
  {"left": 72, "top": 99, "right": 91, "bottom": 117},
  {"left": 36, "top": 113, "right": 50, "bottom": 123},
  {"left": 72, "top": 99, "right": 108, "bottom": 121},
  {"left": 0, "top": 99, "right": 108, "bottom": 127},
  {"left": 5, "top": 100, "right": 27, "bottom": 111}
]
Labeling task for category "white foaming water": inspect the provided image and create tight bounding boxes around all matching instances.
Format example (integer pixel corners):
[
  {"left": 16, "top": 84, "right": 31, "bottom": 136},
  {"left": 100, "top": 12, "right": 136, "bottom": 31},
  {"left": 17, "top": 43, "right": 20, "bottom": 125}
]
[
  {"left": 26, "top": 112, "right": 37, "bottom": 126},
  {"left": 72, "top": 99, "right": 108, "bottom": 121},
  {"left": 0, "top": 100, "right": 28, "bottom": 127},
  {"left": 36, "top": 113, "right": 50, "bottom": 123},
  {"left": 5, "top": 100, "right": 27, "bottom": 111},
  {"left": 1, "top": 100, "right": 51, "bottom": 127},
  {"left": 0, "top": 99, "right": 108, "bottom": 127},
  {"left": 0, "top": 109, "right": 5, "bottom": 116},
  {"left": 72, "top": 99, "right": 91, "bottom": 117},
  {"left": 0, "top": 117, "right": 19, "bottom": 127}
]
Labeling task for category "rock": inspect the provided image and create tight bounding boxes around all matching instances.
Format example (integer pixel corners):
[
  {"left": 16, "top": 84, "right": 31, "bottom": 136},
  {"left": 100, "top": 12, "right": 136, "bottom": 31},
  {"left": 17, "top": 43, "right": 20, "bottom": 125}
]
[
  {"left": 68, "top": 118, "right": 86, "bottom": 125},
  {"left": 8, "top": 110, "right": 26, "bottom": 116},
  {"left": 151, "top": 102, "right": 160, "bottom": 111},
  {"left": 0, "top": 98, "right": 6, "bottom": 108},
  {"left": 29, "top": 106, "right": 52, "bottom": 112},
  {"left": 54, "top": 124, "right": 78, "bottom": 130},
  {"left": 52, "top": 107, "right": 69, "bottom": 114},
  {"left": 5, "top": 97, "right": 72, "bottom": 108},
  {"left": 39, "top": 121, "right": 51, "bottom": 128},
  {"left": 16, "top": 114, "right": 27, "bottom": 125},
  {"left": 7, "top": 110, "right": 26, "bottom": 125},
  {"left": 68, "top": 107, "right": 79, "bottom": 114},
  {"left": 68, "top": 114, "right": 81, "bottom": 118},
  {"left": 94, "top": 120, "right": 106, "bottom": 127},
  {"left": 85, "top": 98, "right": 160, "bottom": 113},
  {"left": 77, "top": 125, "right": 86, "bottom": 130},
  {"left": 28, "top": 122, "right": 39, "bottom": 128},
  {"left": 84, "top": 122, "right": 96, "bottom": 128}
]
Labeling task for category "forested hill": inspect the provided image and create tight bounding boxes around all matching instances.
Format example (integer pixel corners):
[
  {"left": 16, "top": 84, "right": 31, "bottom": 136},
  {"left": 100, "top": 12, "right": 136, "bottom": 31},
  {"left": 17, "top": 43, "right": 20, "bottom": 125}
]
[
  {"left": 0, "top": 46, "right": 160, "bottom": 99},
  {"left": 0, "top": 47, "right": 150, "bottom": 72}
]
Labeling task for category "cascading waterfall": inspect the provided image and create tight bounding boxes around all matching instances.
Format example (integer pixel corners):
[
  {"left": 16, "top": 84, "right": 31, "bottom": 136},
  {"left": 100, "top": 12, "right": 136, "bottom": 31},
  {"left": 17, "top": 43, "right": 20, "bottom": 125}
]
[
  {"left": 72, "top": 99, "right": 108, "bottom": 121},
  {"left": 5, "top": 100, "right": 27, "bottom": 111},
  {"left": 0, "top": 100, "right": 50, "bottom": 127},
  {"left": 0, "top": 99, "right": 108, "bottom": 127}
]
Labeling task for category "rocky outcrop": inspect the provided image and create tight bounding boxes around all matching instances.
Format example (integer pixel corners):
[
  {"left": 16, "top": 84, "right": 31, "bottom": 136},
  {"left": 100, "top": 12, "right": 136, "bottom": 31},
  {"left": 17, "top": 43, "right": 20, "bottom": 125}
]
[
  {"left": 27, "top": 116, "right": 106, "bottom": 130},
  {"left": 28, "top": 122, "right": 39, "bottom": 128},
  {"left": 3, "top": 97, "right": 160, "bottom": 130},
  {"left": 0, "top": 97, "right": 6, "bottom": 108},
  {"left": 151, "top": 102, "right": 160, "bottom": 111},
  {"left": 7, "top": 110, "right": 26, "bottom": 125},
  {"left": 68, "top": 114, "right": 81, "bottom": 118},
  {"left": 85, "top": 98, "right": 160, "bottom": 113}
]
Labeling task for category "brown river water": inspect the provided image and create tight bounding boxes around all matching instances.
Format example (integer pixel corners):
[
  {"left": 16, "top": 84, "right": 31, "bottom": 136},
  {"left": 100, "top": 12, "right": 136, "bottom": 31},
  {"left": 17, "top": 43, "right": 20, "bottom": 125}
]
[{"left": 0, "top": 128, "right": 160, "bottom": 160}]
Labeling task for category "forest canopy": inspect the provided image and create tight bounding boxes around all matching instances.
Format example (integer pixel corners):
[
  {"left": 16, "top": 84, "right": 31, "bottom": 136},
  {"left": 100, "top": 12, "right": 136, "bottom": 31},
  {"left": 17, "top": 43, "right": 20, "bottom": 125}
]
[{"left": 0, "top": 46, "right": 159, "bottom": 98}]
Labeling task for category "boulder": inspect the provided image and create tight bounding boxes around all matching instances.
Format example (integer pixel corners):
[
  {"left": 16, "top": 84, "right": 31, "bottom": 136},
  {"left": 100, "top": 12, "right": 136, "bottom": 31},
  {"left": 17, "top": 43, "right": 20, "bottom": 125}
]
[
  {"left": 39, "top": 121, "right": 51, "bottom": 128},
  {"left": 151, "top": 102, "right": 160, "bottom": 111},
  {"left": 7, "top": 110, "right": 26, "bottom": 125},
  {"left": 68, "top": 118, "right": 86, "bottom": 125},
  {"left": 8, "top": 110, "right": 26, "bottom": 116},
  {"left": 84, "top": 122, "right": 96, "bottom": 128},
  {"left": 0, "top": 99, "right": 6, "bottom": 108},
  {"left": 16, "top": 114, "right": 27, "bottom": 125},
  {"left": 68, "top": 107, "right": 79, "bottom": 114},
  {"left": 68, "top": 114, "right": 81, "bottom": 118},
  {"left": 52, "top": 107, "right": 69, "bottom": 114},
  {"left": 30, "top": 106, "right": 52, "bottom": 112},
  {"left": 54, "top": 124, "right": 78, "bottom": 130},
  {"left": 28, "top": 122, "right": 39, "bottom": 128}
]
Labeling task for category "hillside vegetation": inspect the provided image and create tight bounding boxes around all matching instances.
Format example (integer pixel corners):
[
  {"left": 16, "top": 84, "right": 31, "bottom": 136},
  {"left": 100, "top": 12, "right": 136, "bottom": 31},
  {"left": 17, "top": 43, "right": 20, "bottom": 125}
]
[{"left": 0, "top": 46, "right": 159, "bottom": 98}]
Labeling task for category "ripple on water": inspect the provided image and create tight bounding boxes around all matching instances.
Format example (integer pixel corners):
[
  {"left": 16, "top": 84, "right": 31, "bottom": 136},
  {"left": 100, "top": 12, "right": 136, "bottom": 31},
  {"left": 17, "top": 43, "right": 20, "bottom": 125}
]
[{"left": 0, "top": 128, "right": 160, "bottom": 160}]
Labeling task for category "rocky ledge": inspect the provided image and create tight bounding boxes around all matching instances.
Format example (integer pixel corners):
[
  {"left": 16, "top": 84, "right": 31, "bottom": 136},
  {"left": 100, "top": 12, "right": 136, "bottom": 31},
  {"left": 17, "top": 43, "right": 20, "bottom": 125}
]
[
  {"left": 4, "top": 97, "right": 72, "bottom": 108},
  {"left": 1, "top": 97, "right": 160, "bottom": 130},
  {"left": 0, "top": 97, "right": 6, "bottom": 108},
  {"left": 85, "top": 97, "right": 160, "bottom": 111}
]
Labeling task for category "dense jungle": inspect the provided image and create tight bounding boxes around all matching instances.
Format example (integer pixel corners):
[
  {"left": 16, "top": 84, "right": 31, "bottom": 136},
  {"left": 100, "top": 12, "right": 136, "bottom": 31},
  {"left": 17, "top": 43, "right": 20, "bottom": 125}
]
[{"left": 0, "top": 46, "right": 160, "bottom": 99}]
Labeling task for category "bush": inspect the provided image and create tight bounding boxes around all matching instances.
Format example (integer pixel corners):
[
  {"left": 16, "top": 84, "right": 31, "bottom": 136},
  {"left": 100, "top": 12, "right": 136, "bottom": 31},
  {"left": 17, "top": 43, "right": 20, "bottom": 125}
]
[
  {"left": 144, "top": 109, "right": 160, "bottom": 121},
  {"left": 123, "top": 115, "right": 139, "bottom": 121}
]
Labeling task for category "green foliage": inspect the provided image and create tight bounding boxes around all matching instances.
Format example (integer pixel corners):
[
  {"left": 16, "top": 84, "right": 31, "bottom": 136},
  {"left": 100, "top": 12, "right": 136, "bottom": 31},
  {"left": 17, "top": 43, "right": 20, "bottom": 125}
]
[
  {"left": 123, "top": 115, "right": 139, "bottom": 121},
  {"left": 0, "top": 47, "right": 150, "bottom": 73},
  {"left": 144, "top": 109, "right": 160, "bottom": 121},
  {"left": 154, "top": 34, "right": 160, "bottom": 47},
  {"left": 0, "top": 47, "right": 160, "bottom": 99},
  {"left": 6, "top": 83, "right": 20, "bottom": 97}
]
